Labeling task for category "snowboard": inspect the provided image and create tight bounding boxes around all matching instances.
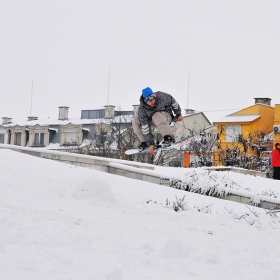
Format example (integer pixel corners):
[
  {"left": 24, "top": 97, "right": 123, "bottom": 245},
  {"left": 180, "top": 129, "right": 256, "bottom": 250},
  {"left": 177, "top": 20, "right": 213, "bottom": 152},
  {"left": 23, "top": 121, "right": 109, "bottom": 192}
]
[{"left": 125, "top": 139, "right": 191, "bottom": 155}]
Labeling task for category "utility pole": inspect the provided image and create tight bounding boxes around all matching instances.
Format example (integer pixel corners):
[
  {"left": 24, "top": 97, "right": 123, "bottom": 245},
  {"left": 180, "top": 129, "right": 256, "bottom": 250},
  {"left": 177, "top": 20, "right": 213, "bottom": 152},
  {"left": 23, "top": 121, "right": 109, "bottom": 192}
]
[
  {"left": 187, "top": 71, "right": 190, "bottom": 109},
  {"left": 107, "top": 67, "right": 110, "bottom": 105},
  {"left": 30, "top": 80, "right": 33, "bottom": 116}
]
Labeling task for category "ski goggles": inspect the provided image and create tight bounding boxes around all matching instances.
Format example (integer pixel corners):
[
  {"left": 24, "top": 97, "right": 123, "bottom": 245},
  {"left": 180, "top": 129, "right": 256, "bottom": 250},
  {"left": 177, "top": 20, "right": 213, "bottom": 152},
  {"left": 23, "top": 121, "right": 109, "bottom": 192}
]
[{"left": 144, "top": 93, "right": 156, "bottom": 103}]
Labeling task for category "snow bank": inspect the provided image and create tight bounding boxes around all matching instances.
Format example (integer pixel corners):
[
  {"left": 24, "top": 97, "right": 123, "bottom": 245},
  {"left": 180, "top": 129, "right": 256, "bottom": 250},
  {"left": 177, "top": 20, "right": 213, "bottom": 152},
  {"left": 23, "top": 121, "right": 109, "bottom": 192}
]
[
  {"left": 73, "top": 179, "right": 118, "bottom": 204},
  {"left": 1, "top": 149, "right": 280, "bottom": 280}
]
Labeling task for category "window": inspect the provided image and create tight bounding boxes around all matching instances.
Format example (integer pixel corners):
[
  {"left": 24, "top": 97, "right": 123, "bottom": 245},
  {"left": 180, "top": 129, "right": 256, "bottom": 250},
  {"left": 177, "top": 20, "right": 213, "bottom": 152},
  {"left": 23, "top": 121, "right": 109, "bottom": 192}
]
[
  {"left": 0, "top": 134, "right": 4, "bottom": 144},
  {"left": 65, "top": 132, "right": 77, "bottom": 144},
  {"left": 34, "top": 133, "right": 44, "bottom": 146},
  {"left": 207, "top": 130, "right": 217, "bottom": 140},
  {"left": 81, "top": 109, "right": 105, "bottom": 119},
  {"left": 226, "top": 125, "right": 241, "bottom": 142},
  {"left": 114, "top": 110, "right": 133, "bottom": 116},
  {"left": 190, "top": 155, "right": 213, "bottom": 167},
  {"left": 15, "top": 132, "right": 21, "bottom": 146}
]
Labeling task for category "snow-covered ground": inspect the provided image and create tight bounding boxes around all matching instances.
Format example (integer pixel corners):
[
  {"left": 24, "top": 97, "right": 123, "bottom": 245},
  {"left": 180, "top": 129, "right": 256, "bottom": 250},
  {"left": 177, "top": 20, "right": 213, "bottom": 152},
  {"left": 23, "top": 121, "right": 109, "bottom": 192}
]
[{"left": 1, "top": 148, "right": 280, "bottom": 280}]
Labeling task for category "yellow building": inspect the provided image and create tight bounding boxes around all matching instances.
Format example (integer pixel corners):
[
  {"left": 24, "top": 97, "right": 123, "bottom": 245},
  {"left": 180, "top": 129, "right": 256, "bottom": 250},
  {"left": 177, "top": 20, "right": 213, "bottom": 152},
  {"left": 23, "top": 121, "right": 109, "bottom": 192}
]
[{"left": 213, "top": 98, "right": 274, "bottom": 165}]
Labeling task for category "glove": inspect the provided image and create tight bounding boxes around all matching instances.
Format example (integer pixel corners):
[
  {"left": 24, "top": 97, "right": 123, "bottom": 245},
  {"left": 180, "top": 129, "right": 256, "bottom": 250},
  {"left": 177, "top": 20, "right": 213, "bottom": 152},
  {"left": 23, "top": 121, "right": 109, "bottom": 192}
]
[{"left": 149, "top": 145, "right": 156, "bottom": 155}]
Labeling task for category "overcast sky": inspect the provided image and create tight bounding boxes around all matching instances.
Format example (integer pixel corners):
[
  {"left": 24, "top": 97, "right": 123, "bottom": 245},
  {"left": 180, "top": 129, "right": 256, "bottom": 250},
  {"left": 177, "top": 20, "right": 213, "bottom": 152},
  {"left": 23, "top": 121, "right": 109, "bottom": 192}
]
[{"left": 1, "top": 0, "right": 280, "bottom": 123}]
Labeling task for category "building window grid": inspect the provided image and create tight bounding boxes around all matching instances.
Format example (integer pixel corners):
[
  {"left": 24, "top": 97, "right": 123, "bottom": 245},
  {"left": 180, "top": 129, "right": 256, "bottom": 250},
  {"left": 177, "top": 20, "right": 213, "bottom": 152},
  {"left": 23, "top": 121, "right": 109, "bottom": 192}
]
[
  {"left": 0, "top": 134, "right": 4, "bottom": 144},
  {"left": 65, "top": 131, "right": 77, "bottom": 144},
  {"left": 226, "top": 125, "right": 242, "bottom": 143},
  {"left": 34, "top": 132, "right": 44, "bottom": 146},
  {"left": 15, "top": 132, "right": 21, "bottom": 146}
]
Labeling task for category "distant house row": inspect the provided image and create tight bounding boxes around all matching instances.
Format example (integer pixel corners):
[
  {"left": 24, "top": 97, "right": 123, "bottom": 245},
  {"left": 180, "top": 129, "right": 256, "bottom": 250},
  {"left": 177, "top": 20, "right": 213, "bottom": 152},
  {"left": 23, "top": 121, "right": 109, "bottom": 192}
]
[{"left": 0, "top": 105, "right": 136, "bottom": 148}]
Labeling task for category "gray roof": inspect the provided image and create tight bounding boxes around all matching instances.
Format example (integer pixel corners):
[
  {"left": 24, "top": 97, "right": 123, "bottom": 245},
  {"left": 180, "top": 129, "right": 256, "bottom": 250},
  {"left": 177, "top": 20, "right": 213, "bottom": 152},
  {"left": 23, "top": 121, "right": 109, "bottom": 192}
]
[{"left": 2, "top": 115, "right": 134, "bottom": 127}]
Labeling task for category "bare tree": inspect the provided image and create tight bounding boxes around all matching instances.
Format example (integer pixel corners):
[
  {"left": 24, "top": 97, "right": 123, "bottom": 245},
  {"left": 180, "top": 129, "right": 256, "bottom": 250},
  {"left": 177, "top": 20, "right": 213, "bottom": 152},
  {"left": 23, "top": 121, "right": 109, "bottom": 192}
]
[
  {"left": 184, "top": 129, "right": 216, "bottom": 167},
  {"left": 63, "top": 107, "right": 150, "bottom": 161},
  {"left": 153, "top": 128, "right": 216, "bottom": 167},
  {"left": 216, "top": 128, "right": 273, "bottom": 177}
]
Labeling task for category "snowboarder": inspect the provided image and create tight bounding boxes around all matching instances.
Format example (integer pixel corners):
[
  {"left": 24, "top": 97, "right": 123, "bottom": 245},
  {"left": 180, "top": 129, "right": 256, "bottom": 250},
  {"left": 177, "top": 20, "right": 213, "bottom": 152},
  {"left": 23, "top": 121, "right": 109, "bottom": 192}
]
[
  {"left": 271, "top": 142, "right": 280, "bottom": 180},
  {"left": 132, "top": 87, "right": 183, "bottom": 155}
]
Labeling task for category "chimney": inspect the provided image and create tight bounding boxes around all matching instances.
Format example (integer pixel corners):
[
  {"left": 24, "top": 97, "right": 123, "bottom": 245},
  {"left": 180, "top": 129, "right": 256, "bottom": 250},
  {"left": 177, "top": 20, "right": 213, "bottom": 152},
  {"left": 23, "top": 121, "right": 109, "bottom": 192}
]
[
  {"left": 132, "top": 105, "right": 139, "bottom": 117},
  {"left": 27, "top": 116, "right": 38, "bottom": 121},
  {"left": 254, "top": 98, "right": 271, "bottom": 106},
  {"left": 2, "top": 117, "right": 12, "bottom": 125},
  {"left": 104, "top": 105, "right": 115, "bottom": 119},
  {"left": 58, "top": 106, "right": 69, "bottom": 120},
  {"left": 184, "top": 109, "right": 195, "bottom": 115}
]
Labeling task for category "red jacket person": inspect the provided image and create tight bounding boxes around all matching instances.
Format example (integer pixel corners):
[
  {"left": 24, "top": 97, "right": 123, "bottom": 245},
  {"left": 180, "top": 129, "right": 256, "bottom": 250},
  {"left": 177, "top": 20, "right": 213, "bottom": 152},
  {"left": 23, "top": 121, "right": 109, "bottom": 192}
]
[{"left": 271, "top": 142, "right": 280, "bottom": 180}]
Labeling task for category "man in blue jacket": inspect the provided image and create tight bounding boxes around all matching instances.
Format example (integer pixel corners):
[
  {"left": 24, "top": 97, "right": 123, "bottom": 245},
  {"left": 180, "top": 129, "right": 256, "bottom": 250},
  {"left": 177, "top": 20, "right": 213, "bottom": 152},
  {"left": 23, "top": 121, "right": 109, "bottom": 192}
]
[{"left": 132, "top": 87, "right": 183, "bottom": 155}]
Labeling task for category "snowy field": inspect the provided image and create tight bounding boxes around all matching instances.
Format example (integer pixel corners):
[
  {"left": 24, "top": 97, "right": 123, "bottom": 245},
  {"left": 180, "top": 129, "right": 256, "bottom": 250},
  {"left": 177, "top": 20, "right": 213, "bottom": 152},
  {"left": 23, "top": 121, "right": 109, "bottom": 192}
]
[{"left": 1, "top": 149, "right": 280, "bottom": 280}]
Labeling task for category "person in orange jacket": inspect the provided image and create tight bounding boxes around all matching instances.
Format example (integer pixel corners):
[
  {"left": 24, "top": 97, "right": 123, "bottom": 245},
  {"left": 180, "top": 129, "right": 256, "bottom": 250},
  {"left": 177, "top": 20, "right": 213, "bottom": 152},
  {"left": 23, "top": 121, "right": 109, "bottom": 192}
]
[{"left": 271, "top": 142, "right": 280, "bottom": 180}]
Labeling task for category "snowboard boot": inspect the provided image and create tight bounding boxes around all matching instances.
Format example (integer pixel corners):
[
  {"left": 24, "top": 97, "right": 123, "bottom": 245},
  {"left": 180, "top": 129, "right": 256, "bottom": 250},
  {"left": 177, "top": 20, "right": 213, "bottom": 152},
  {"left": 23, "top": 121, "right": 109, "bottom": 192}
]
[
  {"left": 137, "top": 142, "right": 149, "bottom": 151},
  {"left": 161, "top": 135, "right": 175, "bottom": 147}
]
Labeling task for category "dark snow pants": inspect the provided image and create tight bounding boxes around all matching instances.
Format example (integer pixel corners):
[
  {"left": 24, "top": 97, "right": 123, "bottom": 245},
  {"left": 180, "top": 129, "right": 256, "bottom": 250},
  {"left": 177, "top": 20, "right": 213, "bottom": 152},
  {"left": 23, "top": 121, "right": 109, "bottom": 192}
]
[{"left": 273, "top": 167, "right": 280, "bottom": 180}]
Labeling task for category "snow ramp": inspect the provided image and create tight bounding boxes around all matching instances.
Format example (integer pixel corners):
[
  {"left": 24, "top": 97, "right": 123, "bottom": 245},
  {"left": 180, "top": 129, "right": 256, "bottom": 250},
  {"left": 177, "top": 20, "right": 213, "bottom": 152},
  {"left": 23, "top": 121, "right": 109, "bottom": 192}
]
[{"left": 0, "top": 144, "right": 279, "bottom": 210}]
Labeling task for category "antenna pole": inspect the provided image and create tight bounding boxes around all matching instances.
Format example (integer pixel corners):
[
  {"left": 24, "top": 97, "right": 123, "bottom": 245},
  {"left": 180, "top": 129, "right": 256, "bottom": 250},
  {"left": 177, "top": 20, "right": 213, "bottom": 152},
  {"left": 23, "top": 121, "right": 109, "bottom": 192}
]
[
  {"left": 187, "top": 71, "right": 190, "bottom": 109},
  {"left": 107, "top": 67, "right": 110, "bottom": 105},
  {"left": 30, "top": 80, "right": 33, "bottom": 116}
]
